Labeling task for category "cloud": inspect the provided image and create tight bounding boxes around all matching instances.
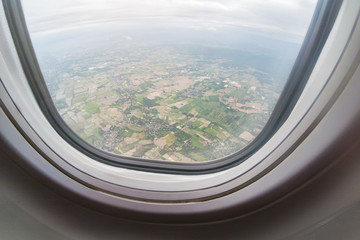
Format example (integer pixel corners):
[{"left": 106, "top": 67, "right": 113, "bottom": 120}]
[{"left": 21, "top": 0, "right": 317, "bottom": 42}]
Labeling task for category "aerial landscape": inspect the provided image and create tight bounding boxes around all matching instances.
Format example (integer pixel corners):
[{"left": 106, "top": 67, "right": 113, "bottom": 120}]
[
  {"left": 22, "top": 0, "right": 313, "bottom": 163},
  {"left": 34, "top": 32, "right": 295, "bottom": 163},
  {"left": 21, "top": 0, "right": 315, "bottom": 164},
  {"left": 23, "top": 0, "right": 310, "bottom": 163}
]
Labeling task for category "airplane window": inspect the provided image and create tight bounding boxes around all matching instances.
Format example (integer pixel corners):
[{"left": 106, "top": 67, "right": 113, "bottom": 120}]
[
  {"left": 1, "top": 0, "right": 356, "bottom": 217},
  {"left": 18, "top": 0, "right": 317, "bottom": 165}
]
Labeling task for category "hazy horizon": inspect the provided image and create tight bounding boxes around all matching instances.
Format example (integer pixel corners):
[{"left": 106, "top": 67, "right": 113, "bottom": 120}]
[{"left": 22, "top": 0, "right": 317, "bottom": 43}]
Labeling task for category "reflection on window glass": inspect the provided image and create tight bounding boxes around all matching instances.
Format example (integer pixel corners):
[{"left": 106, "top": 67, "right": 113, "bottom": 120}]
[{"left": 22, "top": 0, "right": 317, "bottom": 162}]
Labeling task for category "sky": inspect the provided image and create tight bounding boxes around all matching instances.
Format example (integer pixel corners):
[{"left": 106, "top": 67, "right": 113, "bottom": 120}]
[{"left": 21, "top": 0, "right": 317, "bottom": 43}]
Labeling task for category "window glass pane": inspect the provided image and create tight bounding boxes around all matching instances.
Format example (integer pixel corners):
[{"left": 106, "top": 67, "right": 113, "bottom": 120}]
[{"left": 21, "top": 0, "right": 317, "bottom": 162}]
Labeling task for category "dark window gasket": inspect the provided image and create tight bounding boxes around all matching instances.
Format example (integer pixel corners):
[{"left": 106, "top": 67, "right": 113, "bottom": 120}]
[{"left": 2, "top": 0, "right": 342, "bottom": 174}]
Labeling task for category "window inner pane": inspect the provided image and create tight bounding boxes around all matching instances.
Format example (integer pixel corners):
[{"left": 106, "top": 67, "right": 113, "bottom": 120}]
[{"left": 21, "top": 0, "right": 317, "bottom": 162}]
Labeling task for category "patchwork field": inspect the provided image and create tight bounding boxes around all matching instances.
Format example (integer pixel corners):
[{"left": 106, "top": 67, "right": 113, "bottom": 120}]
[{"left": 47, "top": 44, "right": 283, "bottom": 162}]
